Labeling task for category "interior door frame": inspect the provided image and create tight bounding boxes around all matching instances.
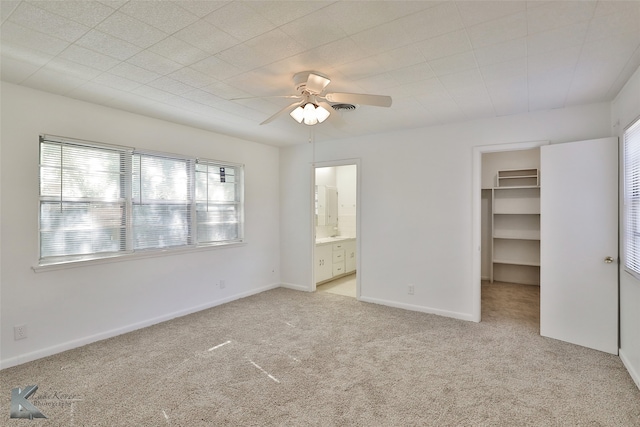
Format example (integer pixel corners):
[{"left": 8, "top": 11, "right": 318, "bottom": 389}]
[
  {"left": 471, "top": 141, "right": 549, "bottom": 322},
  {"left": 311, "top": 159, "right": 361, "bottom": 299}
]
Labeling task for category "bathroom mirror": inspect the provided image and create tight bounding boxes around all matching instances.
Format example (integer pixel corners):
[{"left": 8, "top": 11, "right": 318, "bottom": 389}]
[{"left": 316, "top": 185, "right": 338, "bottom": 227}]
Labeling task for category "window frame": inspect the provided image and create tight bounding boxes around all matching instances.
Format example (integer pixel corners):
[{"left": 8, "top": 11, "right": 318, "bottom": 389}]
[
  {"left": 623, "top": 116, "right": 640, "bottom": 280},
  {"left": 36, "top": 135, "right": 245, "bottom": 271}
]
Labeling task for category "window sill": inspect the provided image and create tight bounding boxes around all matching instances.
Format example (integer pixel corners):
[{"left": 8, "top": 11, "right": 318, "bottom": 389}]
[{"left": 32, "top": 241, "right": 247, "bottom": 273}]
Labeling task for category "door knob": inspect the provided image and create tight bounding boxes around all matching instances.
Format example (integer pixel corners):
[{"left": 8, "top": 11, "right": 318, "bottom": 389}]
[{"left": 604, "top": 256, "right": 615, "bottom": 264}]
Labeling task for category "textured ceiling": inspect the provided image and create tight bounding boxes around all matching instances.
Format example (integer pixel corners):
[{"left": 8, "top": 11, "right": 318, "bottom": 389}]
[{"left": 2, "top": 1, "right": 639, "bottom": 147}]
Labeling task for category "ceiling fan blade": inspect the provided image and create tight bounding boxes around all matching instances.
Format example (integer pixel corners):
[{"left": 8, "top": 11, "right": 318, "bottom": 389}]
[
  {"left": 325, "top": 92, "right": 392, "bottom": 107},
  {"left": 306, "top": 72, "right": 331, "bottom": 94},
  {"left": 260, "top": 100, "right": 303, "bottom": 125},
  {"left": 317, "top": 101, "right": 345, "bottom": 127}
]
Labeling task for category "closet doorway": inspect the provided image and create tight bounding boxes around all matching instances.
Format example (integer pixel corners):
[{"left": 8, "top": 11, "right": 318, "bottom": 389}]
[
  {"left": 472, "top": 141, "right": 548, "bottom": 322},
  {"left": 481, "top": 147, "right": 542, "bottom": 330},
  {"left": 312, "top": 160, "right": 360, "bottom": 299}
]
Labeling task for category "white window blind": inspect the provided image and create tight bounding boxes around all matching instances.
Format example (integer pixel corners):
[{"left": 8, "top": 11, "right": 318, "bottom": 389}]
[
  {"left": 39, "top": 136, "right": 130, "bottom": 262},
  {"left": 39, "top": 135, "right": 244, "bottom": 266},
  {"left": 624, "top": 117, "right": 640, "bottom": 277},
  {"left": 132, "top": 153, "right": 193, "bottom": 249},
  {"left": 195, "top": 160, "right": 243, "bottom": 244}
]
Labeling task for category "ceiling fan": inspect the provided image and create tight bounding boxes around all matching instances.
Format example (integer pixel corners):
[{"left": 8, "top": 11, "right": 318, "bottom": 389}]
[{"left": 257, "top": 71, "right": 392, "bottom": 126}]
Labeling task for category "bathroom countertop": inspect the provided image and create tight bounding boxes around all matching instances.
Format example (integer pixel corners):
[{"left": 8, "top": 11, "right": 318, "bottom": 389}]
[{"left": 315, "top": 236, "right": 355, "bottom": 245}]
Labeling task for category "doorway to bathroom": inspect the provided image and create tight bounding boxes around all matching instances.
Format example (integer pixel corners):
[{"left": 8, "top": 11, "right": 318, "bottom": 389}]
[{"left": 313, "top": 161, "right": 360, "bottom": 299}]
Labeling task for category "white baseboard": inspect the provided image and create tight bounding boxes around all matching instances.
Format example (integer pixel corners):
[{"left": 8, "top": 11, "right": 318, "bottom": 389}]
[
  {"left": 358, "top": 296, "right": 475, "bottom": 322},
  {"left": 0, "top": 282, "right": 280, "bottom": 370},
  {"left": 280, "top": 285, "right": 474, "bottom": 323},
  {"left": 279, "top": 282, "right": 312, "bottom": 292},
  {"left": 620, "top": 348, "right": 640, "bottom": 391}
]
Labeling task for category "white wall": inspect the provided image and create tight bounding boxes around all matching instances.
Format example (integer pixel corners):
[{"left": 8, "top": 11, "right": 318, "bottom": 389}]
[
  {"left": 280, "top": 102, "right": 612, "bottom": 320},
  {"left": 0, "top": 83, "right": 280, "bottom": 368},
  {"left": 612, "top": 65, "right": 640, "bottom": 389}
]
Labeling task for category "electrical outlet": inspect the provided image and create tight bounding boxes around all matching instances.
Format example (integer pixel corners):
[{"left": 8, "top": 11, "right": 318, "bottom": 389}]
[
  {"left": 408, "top": 284, "right": 415, "bottom": 295},
  {"left": 219, "top": 280, "right": 226, "bottom": 289},
  {"left": 14, "top": 324, "right": 27, "bottom": 340}
]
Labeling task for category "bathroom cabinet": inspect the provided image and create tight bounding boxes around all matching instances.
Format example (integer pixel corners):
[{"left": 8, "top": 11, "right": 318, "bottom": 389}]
[
  {"left": 344, "top": 240, "right": 356, "bottom": 273},
  {"left": 315, "top": 244, "right": 333, "bottom": 283},
  {"left": 315, "top": 238, "right": 356, "bottom": 284}
]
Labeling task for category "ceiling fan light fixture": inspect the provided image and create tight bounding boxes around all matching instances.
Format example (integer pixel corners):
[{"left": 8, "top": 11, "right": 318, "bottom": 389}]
[
  {"left": 259, "top": 71, "right": 393, "bottom": 126},
  {"left": 290, "top": 103, "right": 330, "bottom": 126},
  {"left": 290, "top": 105, "right": 305, "bottom": 123},
  {"left": 314, "top": 105, "right": 330, "bottom": 123},
  {"left": 303, "top": 103, "right": 318, "bottom": 125}
]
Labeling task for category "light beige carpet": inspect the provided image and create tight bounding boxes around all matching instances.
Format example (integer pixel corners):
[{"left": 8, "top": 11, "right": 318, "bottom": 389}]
[{"left": 1, "top": 283, "right": 639, "bottom": 426}]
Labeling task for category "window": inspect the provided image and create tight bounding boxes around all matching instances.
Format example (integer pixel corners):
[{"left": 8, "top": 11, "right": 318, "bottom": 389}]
[
  {"left": 195, "top": 160, "right": 243, "bottom": 244},
  {"left": 39, "top": 138, "right": 129, "bottom": 262},
  {"left": 623, "top": 117, "right": 640, "bottom": 278},
  {"left": 132, "top": 153, "right": 193, "bottom": 250},
  {"left": 38, "top": 135, "right": 243, "bottom": 266}
]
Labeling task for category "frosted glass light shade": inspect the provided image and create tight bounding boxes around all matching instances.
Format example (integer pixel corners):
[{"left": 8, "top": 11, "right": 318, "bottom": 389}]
[
  {"left": 303, "top": 103, "right": 318, "bottom": 125},
  {"left": 315, "top": 105, "right": 330, "bottom": 123},
  {"left": 290, "top": 106, "right": 305, "bottom": 123},
  {"left": 289, "top": 103, "right": 330, "bottom": 126}
]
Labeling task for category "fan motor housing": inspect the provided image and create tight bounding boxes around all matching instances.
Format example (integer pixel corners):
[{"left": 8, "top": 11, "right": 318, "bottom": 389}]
[{"left": 293, "top": 71, "right": 329, "bottom": 93}]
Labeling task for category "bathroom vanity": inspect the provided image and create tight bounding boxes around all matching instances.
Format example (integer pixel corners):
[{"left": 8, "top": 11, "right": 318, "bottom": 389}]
[{"left": 315, "top": 237, "right": 356, "bottom": 284}]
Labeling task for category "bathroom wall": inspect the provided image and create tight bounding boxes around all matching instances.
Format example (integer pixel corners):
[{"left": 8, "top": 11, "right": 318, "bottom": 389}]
[
  {"left": 315, "top": 165, "right": 357, "bottom": 239},
  {"left": 336, "top": 165, "right": 357, "bottom": 238},
  {"left": 315, "top": 167, "right": 337, "bottom": 239}
]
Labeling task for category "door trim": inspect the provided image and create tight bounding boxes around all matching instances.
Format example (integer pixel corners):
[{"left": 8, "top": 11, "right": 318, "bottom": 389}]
[
  {"left": 311, "top": 159, "right": 361, "bottom": 299},
  {"left": 472, "top": 141, "right": 549, "bottom": 322}
]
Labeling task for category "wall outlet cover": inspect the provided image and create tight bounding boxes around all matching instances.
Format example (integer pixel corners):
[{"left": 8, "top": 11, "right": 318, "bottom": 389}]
[{"left": 14, "top": 325, "right": 27, "bottom": 340}]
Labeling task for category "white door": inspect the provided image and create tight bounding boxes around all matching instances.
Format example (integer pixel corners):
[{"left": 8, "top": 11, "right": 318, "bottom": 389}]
[{"left": 540, "top": 137, "right": 618, "bottom": 354}]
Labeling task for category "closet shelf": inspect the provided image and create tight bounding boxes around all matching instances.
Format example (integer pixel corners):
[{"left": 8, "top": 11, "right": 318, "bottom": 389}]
[
  {"left": 496, "top": 168, "right": 540, "bottom": 188},
  {"left": 493, "top": 230, "right": 540, "bottom": 240},
  {"left": 493, "top": 185, "right": 539, "bottom": 190},
  {"left": 494, "top": 211, "right": 540, "bottom": 215},
  {"left": 493, "top": 259, "right": 540, "bottom": 267}
]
